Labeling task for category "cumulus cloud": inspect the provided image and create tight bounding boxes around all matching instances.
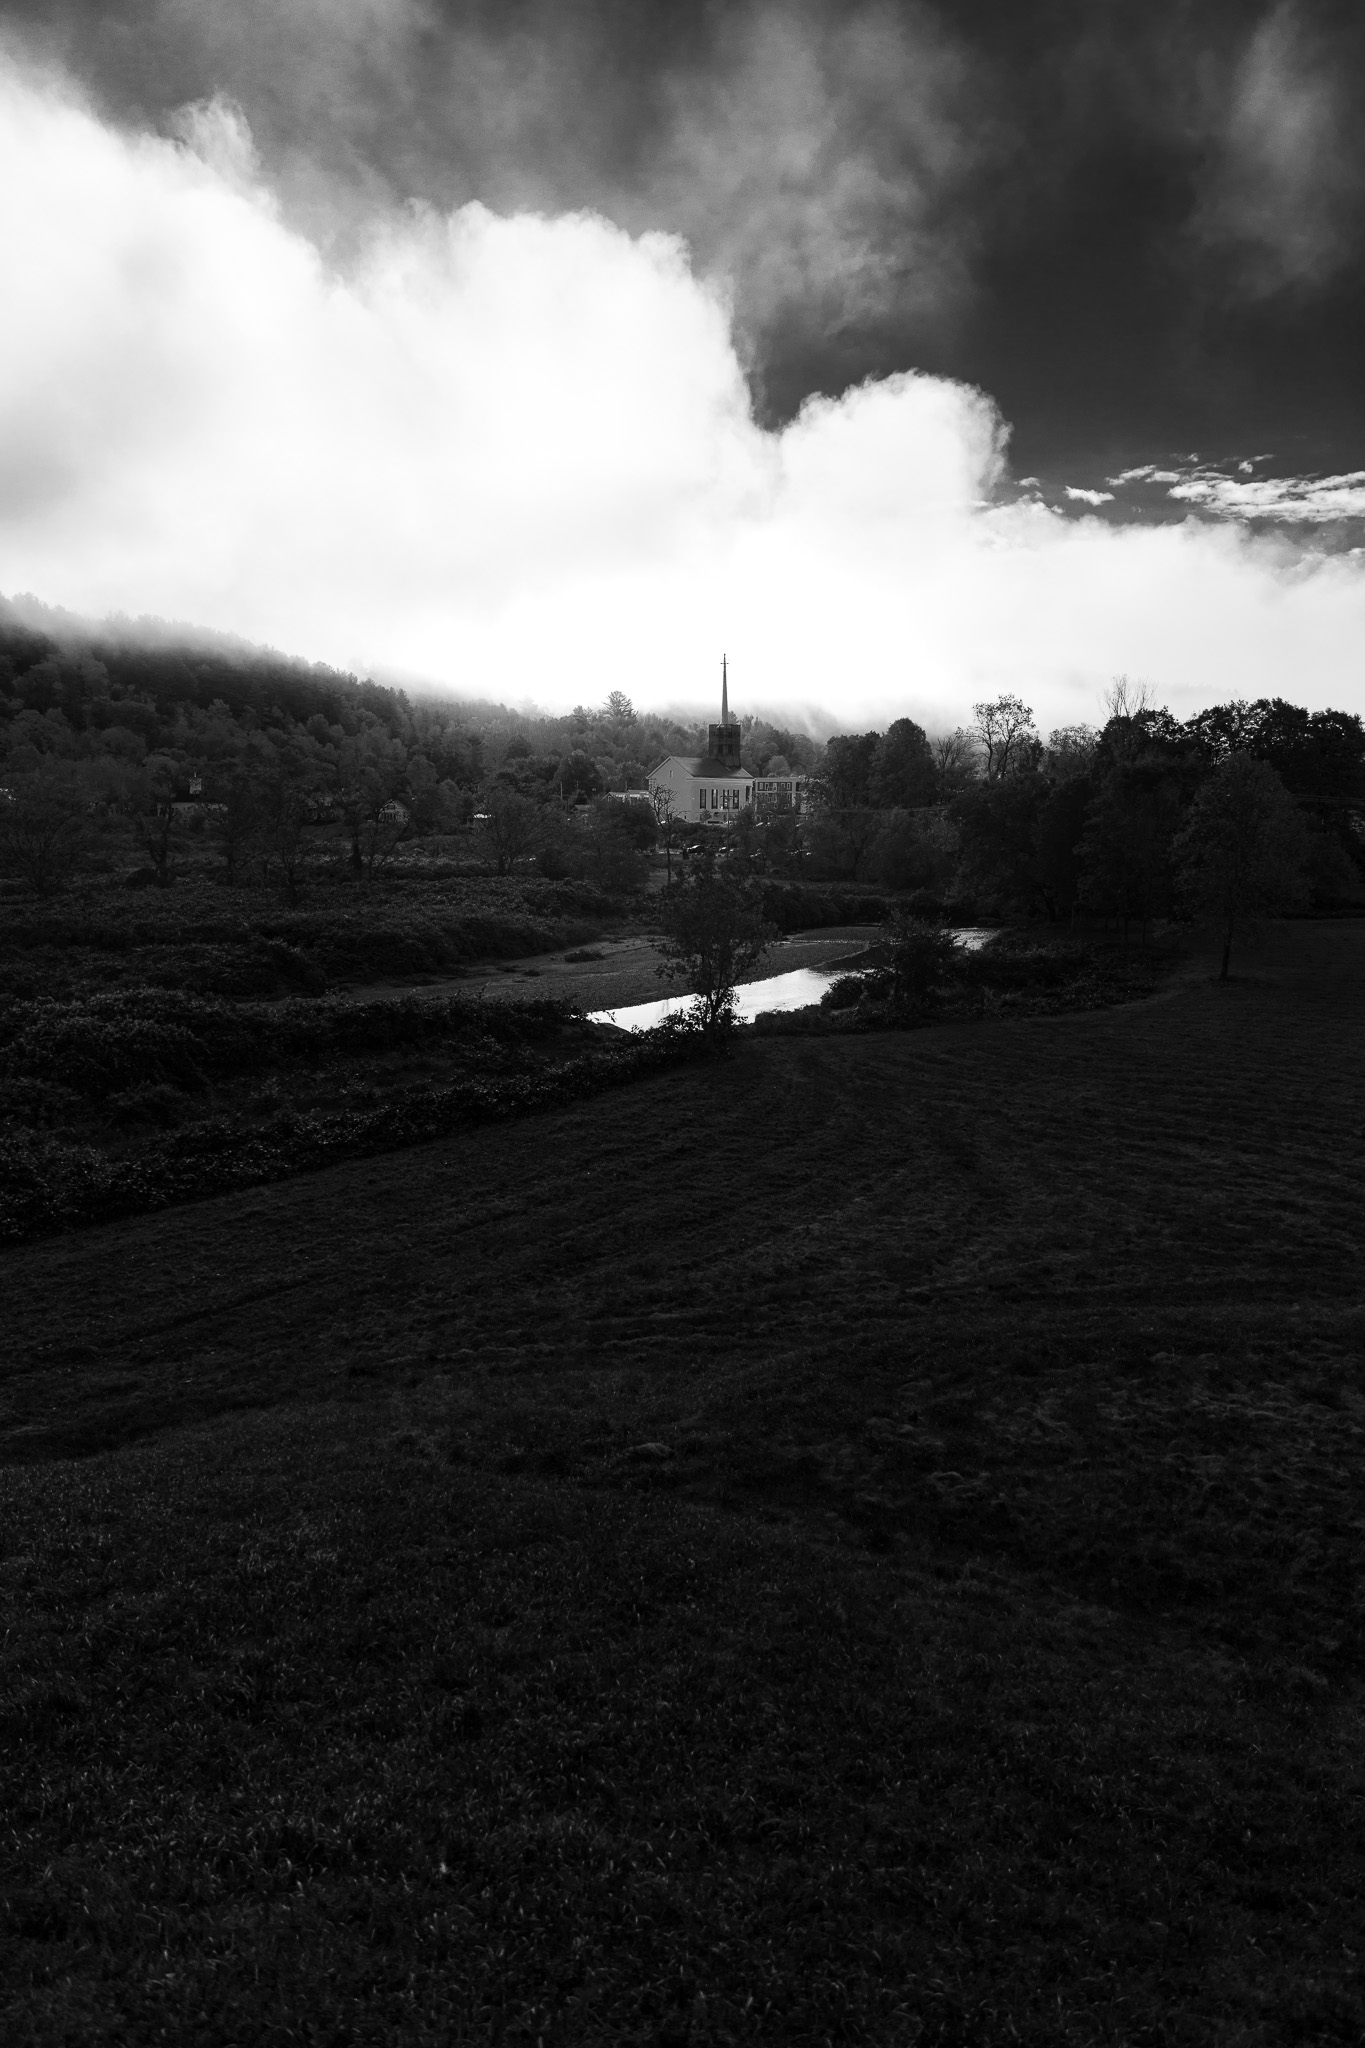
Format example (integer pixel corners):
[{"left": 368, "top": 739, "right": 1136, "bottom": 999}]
[{"left": 3, "top": 55, "right": 1365, "bottom": 735}]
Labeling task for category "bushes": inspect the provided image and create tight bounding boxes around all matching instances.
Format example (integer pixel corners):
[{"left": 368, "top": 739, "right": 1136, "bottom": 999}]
[
  {"left": 0, "top": 987, "right": 577, "bottom": 1103},
  {"left": 886, "top": 918, "right": 963, "bottom": 1008},
  {"left": 781, "top": 923, "right": 1158, "bottom": 1036},
  {"left": 760, "top": 884, "right": 892, "bottom": 932},
  {"left": 0, "top": 1022, "right": 707, "bottom": 1244},
  {"left": 0, "top": 876, "right": 627, "bottom": 994}
]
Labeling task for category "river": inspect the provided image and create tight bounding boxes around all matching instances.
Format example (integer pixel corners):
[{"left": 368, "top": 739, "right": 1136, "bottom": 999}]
[{"left": 589, "top": 930, "right": 991, "bottom": 1032}]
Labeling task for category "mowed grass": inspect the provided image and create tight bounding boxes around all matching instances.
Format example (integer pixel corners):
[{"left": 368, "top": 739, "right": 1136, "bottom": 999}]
[{"left": 2, "top": 921, "right": 1363, "bottom": 2045}]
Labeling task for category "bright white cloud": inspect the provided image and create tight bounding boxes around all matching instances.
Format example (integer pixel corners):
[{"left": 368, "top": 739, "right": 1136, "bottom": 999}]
[
  {"left": 1168, "top": 470, "right": 1365, "bottom": 521},
  {"left": 3, "top": 56, "right": 1365, "bottom": 735},
  {"left": 1063, "top": 486, "right": 1114, "bottom": 505}
]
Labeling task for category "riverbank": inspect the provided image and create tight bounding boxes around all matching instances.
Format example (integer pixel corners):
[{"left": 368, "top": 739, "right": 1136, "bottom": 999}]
[{"left": 372, "top": 923, "right": 889, "bottom": 1013}]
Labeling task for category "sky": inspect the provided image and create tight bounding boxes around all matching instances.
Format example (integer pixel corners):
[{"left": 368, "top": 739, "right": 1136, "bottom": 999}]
[{"left": 2, "top": 0, "right": 1364, "bottom": 733}]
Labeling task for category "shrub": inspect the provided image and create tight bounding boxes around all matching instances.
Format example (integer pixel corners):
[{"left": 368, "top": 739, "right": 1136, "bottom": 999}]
[
  {"left": 885, "top": 917, "right": 964, "bottom": 1009},
  {"left": 819, "top": 973, "right": 874, "bottom": 1010},
  {"left": 106, "top": 1082, "right": 187, "bottom": 1128}
]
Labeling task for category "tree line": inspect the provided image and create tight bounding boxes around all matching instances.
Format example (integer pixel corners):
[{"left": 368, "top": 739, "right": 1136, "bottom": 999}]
[{"left": 800, "top": 684, "right": 1365, "bottom": 955}]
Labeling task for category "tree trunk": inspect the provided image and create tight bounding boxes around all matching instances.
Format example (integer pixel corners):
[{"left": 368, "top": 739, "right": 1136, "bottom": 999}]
[{"left": 1220, "top": 922, "right": 1233, "bottom": 980}]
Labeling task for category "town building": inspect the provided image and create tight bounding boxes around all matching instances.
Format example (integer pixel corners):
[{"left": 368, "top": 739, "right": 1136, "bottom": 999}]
[{"left": 647, "top": 661, "right": 808, "bottom": 825}]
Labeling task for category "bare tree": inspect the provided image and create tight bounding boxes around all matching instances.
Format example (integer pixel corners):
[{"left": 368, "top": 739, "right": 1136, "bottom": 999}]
[
  {"left": 651, "top": 784, "right": 676, "bottom": 884},
  {"left": 970, "top": 695, "right": 1038, "bottom": 780},
  {"left": 1103, "top": 675, "right": 1156, "bottom": 723}
]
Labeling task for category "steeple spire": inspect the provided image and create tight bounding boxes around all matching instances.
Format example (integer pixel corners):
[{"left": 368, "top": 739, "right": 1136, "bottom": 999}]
[{"left": 721, "top": 653, "right": 729, "bottom": 725}]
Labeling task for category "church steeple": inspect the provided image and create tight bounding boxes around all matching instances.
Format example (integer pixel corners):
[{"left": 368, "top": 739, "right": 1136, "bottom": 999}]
[{"left": 707, "top": 653, "right": 741, "bottom": 769}]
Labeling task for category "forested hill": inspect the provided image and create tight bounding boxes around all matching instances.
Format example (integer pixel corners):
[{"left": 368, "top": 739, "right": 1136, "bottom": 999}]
[
  {"left": 0, "top": 592, "right": 415, "bottom": 736},
  {"left": 0, "top": 593, "right": 822, "bottom": 801}
]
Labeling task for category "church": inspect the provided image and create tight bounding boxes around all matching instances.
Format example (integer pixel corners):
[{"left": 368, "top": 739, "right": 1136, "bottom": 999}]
[{"left": 646, "top": 660, "right": 806, "bottom": 825}]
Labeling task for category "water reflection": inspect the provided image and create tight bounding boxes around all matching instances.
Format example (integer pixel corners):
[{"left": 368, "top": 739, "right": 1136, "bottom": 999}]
[{"left": 589, "top": 930, "right": 990, "bottom": 1033}]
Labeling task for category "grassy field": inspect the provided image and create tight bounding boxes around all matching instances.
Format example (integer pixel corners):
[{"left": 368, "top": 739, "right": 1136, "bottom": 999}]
[{"left": 2, "top": 921, "right": 1363, "bottom": 2044}]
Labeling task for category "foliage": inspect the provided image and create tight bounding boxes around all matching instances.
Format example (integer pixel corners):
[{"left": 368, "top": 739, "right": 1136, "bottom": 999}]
[
  {"left": 759, "top": 883, "right": 892, "bottom": 932},
  {"left": 884, "top": 915, "right": 964, "bottom": 1009},
  {"left": 1173, "top": 753, "right": 1312, "bottom": 977},
  {"left": 970, "top": 693, "right": 1039, "bottom": 779},
  {"left": 0, "top": 1005, "right": 706, "bottom": 1242},
  {"left": 655, "top": 850, "right": 777, "bottom": 1041},
  {"left": 475, "top": 783, "right": 544, "bottom": 875},
  {"left": 0, "top": 763, "right": 94, "bottom": 893}
]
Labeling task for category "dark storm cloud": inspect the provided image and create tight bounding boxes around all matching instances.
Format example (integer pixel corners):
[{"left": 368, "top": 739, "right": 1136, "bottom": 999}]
[{"left": 3, "top": 0, "right": 1364, "bottom": 468}]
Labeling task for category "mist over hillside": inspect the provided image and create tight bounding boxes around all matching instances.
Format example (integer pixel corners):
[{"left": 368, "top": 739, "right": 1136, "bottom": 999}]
[{"left": 0, "top": 592, "right": 829, "bottom": 795}]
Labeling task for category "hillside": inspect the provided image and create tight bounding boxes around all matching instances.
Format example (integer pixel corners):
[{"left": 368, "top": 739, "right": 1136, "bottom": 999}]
[{"left": 3, "top": 920, "right": 1363, "bottom": 2044}]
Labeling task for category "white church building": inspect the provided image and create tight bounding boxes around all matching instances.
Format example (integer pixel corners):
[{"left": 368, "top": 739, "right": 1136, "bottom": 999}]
[{"left": 647, "top": 661, "right": 807, "bottom": 825}]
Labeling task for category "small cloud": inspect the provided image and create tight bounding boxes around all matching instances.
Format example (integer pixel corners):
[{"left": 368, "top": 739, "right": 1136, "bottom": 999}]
[
  {"left": 1167, "top": 469, "right": 1365, "bottom": 520},
  {"left": 1064, "top": 485, "right": 1115, "bottom": 505}
]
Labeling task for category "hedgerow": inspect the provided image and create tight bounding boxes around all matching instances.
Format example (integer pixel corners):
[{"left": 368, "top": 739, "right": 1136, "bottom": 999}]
[
  {"left": 0, "top": 1028, "right": 704, "bottom": 1243},
  {"left": 0, "top": 988, "right": 576, "bottom": 1101}
]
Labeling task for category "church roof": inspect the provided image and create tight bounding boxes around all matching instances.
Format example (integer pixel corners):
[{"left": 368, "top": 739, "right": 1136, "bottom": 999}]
[{"left": 654, "top": 753, "right": 751, "bottom": 780}]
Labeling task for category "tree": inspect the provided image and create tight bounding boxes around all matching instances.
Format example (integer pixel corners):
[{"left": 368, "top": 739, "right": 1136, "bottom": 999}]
[
  {"left": 1033, "top": 774, "right": 1094, "bottom": 923},
  {"left": 335, "top": 728, "right": 408, "bottom": 879},
  {"left": 556, "top": 750, "right": 602, "bottom": 802},
  {"left": 584, "top": 801, "right": 651, "bottom": 893},
  {"left": 258, "top": 760, "right": 319, "bottom": 905},
  {"left": 954, "top": 771, "right": 1050, "bottom": 916},
  {"left": 970, "top": 695, "right": 1038, "bottom": 780},
  {"left": 652, "top": 784, "right": 677, "bottom": 884},
  {"left": 209, "top": 762, "right": 262, "bottom": 881},
  {"left": 1103, "top": 675, "right": 1156, "bottom": 723},
  {"left": 655, "top": 848, "right": 776, "bottom": 1042},
  {"left": 1046, "top": 725, "right": 1099, "bottom": 776},
  {"left": 929, "top": 728, "right": 979, "bottom": 801},
  {"left": 476, "top": 782, "right": 543, "bottom": 875},
  {"left": 129, "top": 757, "right": 184, "bottom": 886},
  {"left": 0, "top": 763, "right": 95, "bottom": 893},
  {"left": 885, "top": 915, "right": 963, "bottom": 1011},
  {"left": 1078, "top": 756, "right": 1184, "bottom": 949},
  {"left": 1172, "top": 753, "right": 1311, "bottom": 979},
  {"left": 871, "top": 717, "right": 936, "bottom": 808},
  {"left": 819, "top": 733, "right": 880, "bottom": 808}
]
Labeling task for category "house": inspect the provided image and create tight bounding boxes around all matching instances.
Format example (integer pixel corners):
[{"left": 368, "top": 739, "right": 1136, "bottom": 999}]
[
  {"left": 647, "top": 660, "right": 808, "bottom": 824},
  {"left": 377, "top": 798, "right": 410, "bottom": 826}
]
